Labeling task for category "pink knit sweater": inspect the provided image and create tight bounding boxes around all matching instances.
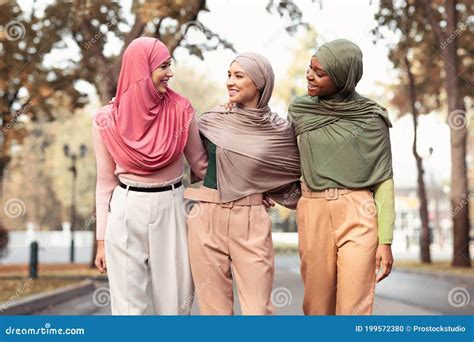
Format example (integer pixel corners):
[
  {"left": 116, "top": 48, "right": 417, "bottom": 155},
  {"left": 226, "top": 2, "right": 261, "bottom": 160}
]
[{"left": 93, "top": 118, "right": 208, "bottom": 240}]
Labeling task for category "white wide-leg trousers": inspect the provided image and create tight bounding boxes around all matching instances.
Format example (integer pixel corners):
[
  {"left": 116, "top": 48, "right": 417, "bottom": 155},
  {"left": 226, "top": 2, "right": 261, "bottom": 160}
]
[{"left": 104, "top": 179, "right": 194, "bottom": 315}]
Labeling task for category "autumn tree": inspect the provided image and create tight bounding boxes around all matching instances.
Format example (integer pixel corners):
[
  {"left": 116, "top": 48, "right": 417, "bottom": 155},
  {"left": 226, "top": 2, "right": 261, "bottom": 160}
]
[
  {"left": 374, "top": 0, "right": 472, "bottom": 266},
  {"left": 0, "top": 1, "right": 88, "bottom": 204}
]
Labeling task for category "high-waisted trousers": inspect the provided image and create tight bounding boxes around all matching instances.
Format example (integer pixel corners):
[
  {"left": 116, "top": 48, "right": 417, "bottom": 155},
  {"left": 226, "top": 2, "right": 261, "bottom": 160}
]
[
  {"left": 105, "top": 179, "right": 194, "bottom": 315},
  {"left": 185, "top": 187, "right": 274, "bottom": 315}
]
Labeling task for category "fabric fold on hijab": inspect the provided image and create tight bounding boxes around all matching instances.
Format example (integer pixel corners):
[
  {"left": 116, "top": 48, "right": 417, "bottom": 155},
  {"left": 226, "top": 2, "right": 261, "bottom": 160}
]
[
  {"left": 94, "top": 37, "right": 194, "bottom": 175},
  {"left": 198, "top": 52, "right": 301, "bottom": 204},
  {"left": 288, "top": 39, "right": 393, "bottom": 191}
]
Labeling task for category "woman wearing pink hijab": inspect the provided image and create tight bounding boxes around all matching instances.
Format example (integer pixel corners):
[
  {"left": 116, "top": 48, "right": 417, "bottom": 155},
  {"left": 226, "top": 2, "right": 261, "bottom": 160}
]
[{"left": 93, "top": 37, "right": 207, "bottom": 315}]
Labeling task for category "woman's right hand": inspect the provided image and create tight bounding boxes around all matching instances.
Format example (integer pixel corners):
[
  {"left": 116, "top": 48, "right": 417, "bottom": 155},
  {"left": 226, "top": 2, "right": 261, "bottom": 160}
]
[
  {"left": 263, "top": 194, "right": 276, "bottom": 211},
  {"left": 222, "top": 102, "right": 235, "bottom": 111},
  {"left": 95, "top": 241, "right": 107, "bottom": 274}
]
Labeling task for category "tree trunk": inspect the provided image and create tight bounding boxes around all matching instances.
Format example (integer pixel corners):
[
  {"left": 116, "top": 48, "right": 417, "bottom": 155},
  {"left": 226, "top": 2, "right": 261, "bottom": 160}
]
[
  {"left": 0, "top": 114, "right": 12, "bottom": 218},
  {"left": 444, "top": 0, "right": 471, "bottom": 267},
  {"left": 420, "top": 0, "right": 471, "bottom": 267},
  {"left": 90, "top": 238, "right": 98, "bottom": 269},
  {"left": 404, "top": 56, "right": 432, "bottom": 263},
  {"left": 0, "top": 157, "right": 6, "bottom": 207}
]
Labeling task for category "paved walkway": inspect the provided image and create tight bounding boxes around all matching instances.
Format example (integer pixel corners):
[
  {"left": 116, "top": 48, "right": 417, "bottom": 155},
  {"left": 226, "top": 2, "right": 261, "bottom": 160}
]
[{"left": 38, "top": 256, "right": 473, "bottom": 316}]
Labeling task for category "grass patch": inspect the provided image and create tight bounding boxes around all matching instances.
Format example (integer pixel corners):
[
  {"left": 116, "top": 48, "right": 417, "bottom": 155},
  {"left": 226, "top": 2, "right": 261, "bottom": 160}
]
[{"left": 0, "top": 278, "right": 78, "bottom": 304}]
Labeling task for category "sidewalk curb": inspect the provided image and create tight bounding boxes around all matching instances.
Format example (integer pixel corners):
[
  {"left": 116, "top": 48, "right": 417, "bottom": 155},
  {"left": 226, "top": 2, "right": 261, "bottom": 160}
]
[
  {"left": 394, "top": 267, "right": 474, "bottom": 282},
  {"left": 0, "top": 279, "right": 95, "bottom": 315},
  {"left": 0, "top": 275, "right": 107, "bottom": 281}
]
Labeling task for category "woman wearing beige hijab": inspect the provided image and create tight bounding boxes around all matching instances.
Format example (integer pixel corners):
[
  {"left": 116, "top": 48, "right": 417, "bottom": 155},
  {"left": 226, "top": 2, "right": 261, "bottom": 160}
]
[{"left": 184, "top": 52, "right": 301, "bottom": 315}]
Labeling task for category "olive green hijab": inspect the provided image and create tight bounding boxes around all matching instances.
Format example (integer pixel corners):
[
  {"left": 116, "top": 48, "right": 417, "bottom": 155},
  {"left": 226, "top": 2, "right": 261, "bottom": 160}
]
[{"left": 288, "top": 39, "right": 393, "bottom": 191}]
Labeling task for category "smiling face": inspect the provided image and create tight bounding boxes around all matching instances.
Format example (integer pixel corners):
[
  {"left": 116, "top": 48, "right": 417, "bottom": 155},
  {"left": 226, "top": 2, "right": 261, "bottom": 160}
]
[
  {"left": 306, "top": 56, "right": 339, "bottom": 97},
  {"left": 151, "top": 58, "right": 173, "bottom": 94},
  {"left": 226, "top": 62, "right": 260, "bottom": 108}
]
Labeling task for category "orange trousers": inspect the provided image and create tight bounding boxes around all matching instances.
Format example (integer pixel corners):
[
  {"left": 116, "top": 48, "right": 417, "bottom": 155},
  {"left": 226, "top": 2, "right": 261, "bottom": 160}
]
[
  {"left": 185, "top": 187, "right": 275, "bottom": 315},
  {"left": 297, "top": 184, "right": 378, "bottom": 315}
]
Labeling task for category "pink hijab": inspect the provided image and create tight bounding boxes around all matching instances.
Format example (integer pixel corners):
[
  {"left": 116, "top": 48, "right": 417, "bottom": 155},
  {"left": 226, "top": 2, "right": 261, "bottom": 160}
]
[{"left": 94, "top": 37, "right": 194, "bottom": 175}]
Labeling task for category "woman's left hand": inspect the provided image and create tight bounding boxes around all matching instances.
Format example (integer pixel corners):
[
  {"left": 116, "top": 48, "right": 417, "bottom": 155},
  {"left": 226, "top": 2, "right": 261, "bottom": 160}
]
[
  {"left": 375, "top": 244, "right": 393, "bottom": 283},
  {"left": 263, "top": 195, "right": 275, "bottom": 211}
]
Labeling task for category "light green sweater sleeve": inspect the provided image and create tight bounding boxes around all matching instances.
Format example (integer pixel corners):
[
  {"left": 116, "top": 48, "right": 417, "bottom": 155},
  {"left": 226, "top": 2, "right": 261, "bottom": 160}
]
[{"left": 374, "top": 177, "right": 395, "bottom": 245}]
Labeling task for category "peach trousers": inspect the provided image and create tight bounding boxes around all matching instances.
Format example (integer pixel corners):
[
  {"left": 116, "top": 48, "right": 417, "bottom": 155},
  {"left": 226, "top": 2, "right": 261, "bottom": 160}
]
[
  {"left": 185, "top": 187, "right": 275, "bottom": 315},
  {"left": 297, "top": 183, "right": 378, "bottom": 315}
]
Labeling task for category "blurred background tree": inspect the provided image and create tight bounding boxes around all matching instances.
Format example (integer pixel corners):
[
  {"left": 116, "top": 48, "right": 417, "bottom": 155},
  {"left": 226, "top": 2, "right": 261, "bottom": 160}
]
[
  {"left": 0, "top": 1, "right": 88, "bottom": 203},
  {"left": 273, "top": 26, "right": 318, "bottom": 107},
  {"left": 374, "top": 0, "right": 473, "bottom": 267},
  {"left": 169, "top": 64, "right": 223, "bottom": 114}
]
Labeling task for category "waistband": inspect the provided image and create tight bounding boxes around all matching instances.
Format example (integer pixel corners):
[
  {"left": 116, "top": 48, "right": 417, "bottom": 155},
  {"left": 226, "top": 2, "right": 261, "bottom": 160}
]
[
  {"left": 183, "top": 187, "right": 263, "bottom": 208},
  {"left": 119, "top": 180, "right": 182, "bottom": 193},
  {"left": 118, "top": 176, "right": 182, "bottom": 188},
  {"left": 301, "top": 182, "right": 369, "bottom": 200}
]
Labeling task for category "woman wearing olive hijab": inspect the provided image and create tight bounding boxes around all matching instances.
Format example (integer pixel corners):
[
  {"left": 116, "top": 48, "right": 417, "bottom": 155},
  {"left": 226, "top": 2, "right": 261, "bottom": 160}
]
[
  {"left": 289, "top": 39, "right": 395, "bottom": 315},
  {"left": 185, "top": 52, "right": 301, "bottom": 315}
]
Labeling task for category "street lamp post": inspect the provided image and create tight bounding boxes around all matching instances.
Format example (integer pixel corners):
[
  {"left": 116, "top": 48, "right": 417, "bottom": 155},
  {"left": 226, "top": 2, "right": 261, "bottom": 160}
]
[{"left": 63, "top": 144, "right": 87, "bottom": 263}]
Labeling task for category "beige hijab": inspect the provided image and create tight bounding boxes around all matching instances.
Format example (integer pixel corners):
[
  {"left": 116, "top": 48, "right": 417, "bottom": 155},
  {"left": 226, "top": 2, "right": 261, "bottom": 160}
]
[{"left": 198, "top": 52, "right": 301, "bottom": 206}]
